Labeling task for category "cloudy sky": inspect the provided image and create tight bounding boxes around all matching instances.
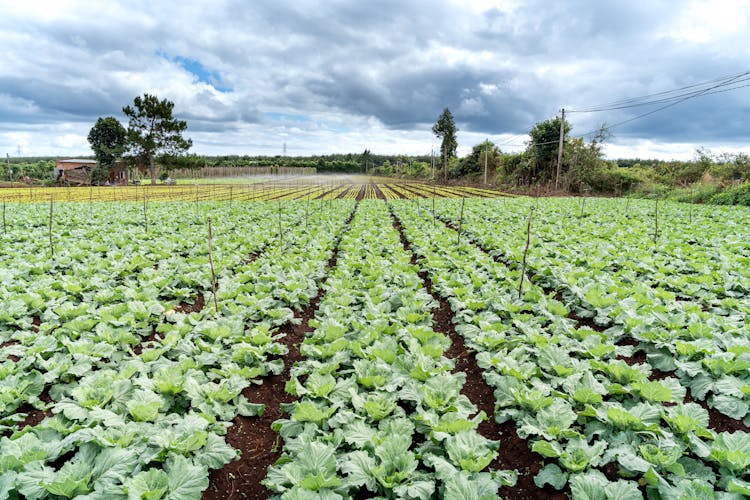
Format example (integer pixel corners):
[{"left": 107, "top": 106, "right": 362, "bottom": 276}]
[{"left": 1, "top": 0, "right": 749, "bottom": 160}]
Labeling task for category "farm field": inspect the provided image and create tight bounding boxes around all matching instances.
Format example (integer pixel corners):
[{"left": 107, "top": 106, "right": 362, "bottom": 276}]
[
  {"left": 0, "top": 175, "right": 506, "bottom": 204},
  {"left": 1, "top": 194, "right": 749, "bottom": 499}
]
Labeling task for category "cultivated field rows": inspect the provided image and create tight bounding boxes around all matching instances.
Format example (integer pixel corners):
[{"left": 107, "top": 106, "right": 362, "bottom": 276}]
[
  {"left": 0, "top": 177, "right": 506, "bottom": 204},
  {"left": 1, "top": 196, "right": 749, "bottom": 499}
]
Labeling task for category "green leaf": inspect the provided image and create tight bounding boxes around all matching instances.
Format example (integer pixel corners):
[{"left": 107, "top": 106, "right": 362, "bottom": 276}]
[
  {"left": 196, "top": 433, "right": 238, "bottom": 470},
  {"left": 445, "top": 431, "right": 499, "bottom": 473},
  {"left": 531, "top": 440, "right": 562, "bottom": 458},
  {"left": 125, "top": 468, "right": 169, "bottom": 500},
  {"left": 708, "top": 431, "right": 750, "bottom": 473},
  {"left": 43, "top": 461, "right": 92, "bottom": 498},
  {"left": 534, "top": 463, "right": 568, "bottom": 490},
  {"left": 165, "top": 455, "right": 209, "bottom": 499},
  {"left": 126, "top": 389, "right": 164, "bottom": 422},
  {"left": 728, "top": 478, "right": 750, "bottom": 495},
  {"left": 634, "top": 380, "right": 672, "bottom": 403}
]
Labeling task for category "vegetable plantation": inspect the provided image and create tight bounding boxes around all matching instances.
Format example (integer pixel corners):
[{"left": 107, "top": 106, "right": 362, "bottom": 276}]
[{"left": 1, "top": 189, "right": 749, "bottom": 499}]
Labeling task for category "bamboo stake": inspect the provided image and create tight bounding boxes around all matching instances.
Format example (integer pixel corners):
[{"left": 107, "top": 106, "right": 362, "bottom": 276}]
[
  {"left": 49, "top": 195, "right": 54, "bottom": 258},
  {"left": 207, "top": 218, "right": 219, "bottom": 315},
  {"left": 625, "top": 196, "right": 631, "bottom": 218},
  {"left": 278, "top": 201, "right": 283, "bottom": 247},
  {"left": 456, "top": 197, "right": 465, "bottom": 246},
  {"left": 518, "top": 207, "right": 535, "bottom": 299},
  {"left": 579, "top": 196, "right": 586, "bottom": 218},
  {"left": 2, "top": 198, "right": 6, "bottom": 235},
  {"left": 653, "top": 196, "right": 659, "bottom": 244},
  {"left": 143, "top": 191, "right": 148, "bottom": 233},
  {"left": 432, "top": 185, "right": 436, "bottom": 227},
  {"left": 305, "top": 192, "right": 310, "bottom": 229}
]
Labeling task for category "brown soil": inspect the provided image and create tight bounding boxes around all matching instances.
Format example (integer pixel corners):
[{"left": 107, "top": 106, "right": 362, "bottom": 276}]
[
  {"left": 372, "top": 183, "right": 387, "bottom": 200},
  {"left": 336, "top": 186, "right": 352, "bottom": 199},
  {"left": 685, "top": 389, "right": 750, "bottom": 434},
  {"left": 314, "top": 186, "right": 340, "bottom": 200},
  {"left": 174, "top": 294, "right": 206, "bottom": 314},
  {"left": 355, "top": 185, "right": 366, "bottom": 201},
  {"left": 204, "top": 203, "right": 357, "bottom": 500},
  {"left": 12, "top": 389, "right": 53, "bottom": 434}
]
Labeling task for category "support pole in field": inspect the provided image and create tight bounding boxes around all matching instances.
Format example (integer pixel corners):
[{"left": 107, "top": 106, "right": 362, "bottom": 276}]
[
  {"left": 653, "top": 197, "right": 659, "bottom": 244},
  {"left": 306, "top": 192, "right": 310, "bottom": 229},
  {"left": 456, "top": 196, "right": 465, "bottom": 246},
  {"left": 49, "top": 195, "right": 54, "bottom": 258},
  {"left": 207, "top": 218, "right": 219, "bottom": 316},
  {"left": 689, "top": 188, "right": 693, "bottom": 224},
  {"left": 432, "top": 183, "right": 436, "bottom": 227},
  {"left": 89, "top": 184, "right": 93, "bottom": 219},
  {"left": 625, "top": 196, "right": 631, "bottom": 218},
  {"left": 229, "top": 186, "right": 233, "bottom": 207},
  {"left": 2, "top": 198, "right": 6, "bottom": 235},
  {"left": 431, "top": 147, "right": 434, "bottom": 179},
  {"left": 518, "top": 207, "right": 535, "bottom": 300},
  {"left": 278, "top": 201, "right": 283, "bottom": 247},
  {"left": 555, "top": 108, "right": 565, "bottom": 191},
  {"left": 579, "top": 196, "right": 586, "bottom": 218},
  {"left": 143, "top": 192, "right": 148, "bottom": 233}
]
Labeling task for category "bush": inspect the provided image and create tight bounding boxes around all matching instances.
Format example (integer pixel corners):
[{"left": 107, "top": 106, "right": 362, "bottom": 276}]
[{"left": 709, "top": 181, "right": 750, "bottom": 206}]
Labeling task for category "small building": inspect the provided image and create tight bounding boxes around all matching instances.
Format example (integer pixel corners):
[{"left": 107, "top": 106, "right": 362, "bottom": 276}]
[{"left": 54, "top": 159, "right": 129, "bottom": 185}]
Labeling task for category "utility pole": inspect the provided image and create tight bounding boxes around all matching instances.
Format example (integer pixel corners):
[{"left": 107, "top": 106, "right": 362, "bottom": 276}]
[
  {"left": 483, "top": 138, "right": 488, "bottom": 185},
  {"left": 555, "top": 108, "right": 565, "bottom": 191}
]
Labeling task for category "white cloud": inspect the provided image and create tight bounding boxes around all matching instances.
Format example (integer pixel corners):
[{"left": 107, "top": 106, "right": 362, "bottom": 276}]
[{"left": 0, "top": 0, "right": 749, "bottom": 159}]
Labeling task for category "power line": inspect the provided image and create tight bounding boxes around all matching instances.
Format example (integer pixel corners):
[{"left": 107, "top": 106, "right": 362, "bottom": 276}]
[
  {"left": 488, "top": 70, "right": 750, "bottom": 149},
  {"left": 568, "top": 69, "right": 750, "bottom": 113},
  {"left": 576, "top": 70, "right": 750, "bottom": 137}
]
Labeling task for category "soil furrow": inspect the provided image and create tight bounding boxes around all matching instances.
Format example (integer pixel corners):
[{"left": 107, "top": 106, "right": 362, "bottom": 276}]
[
  {"left": 204, "top": 203, "right": 357, "bottom": 499},
  {"left": 389, "top": 207, "right": 567, "bottom": 500}
]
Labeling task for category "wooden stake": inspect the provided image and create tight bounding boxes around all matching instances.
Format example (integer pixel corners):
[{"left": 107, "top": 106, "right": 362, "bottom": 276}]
[
  {"left": 653, "top": 197, "right": 659, "bottom": 244},
  {"left": 579, "top": 196, "right": 586, "bottom": 218},
  {"left": 2, "top": 198, "right": 6, "bottom": 235},
  {"left": 625, "top": 196, "right": 631, "bottom": 218},
  {"left": 456, "top": 197, "right": 465, "bottom": 246},
  {"left": 143, "top": 191, "right": 148, "bottom": 233},
  {"left": 49, "top": 195, "right": 54, "bottom": 258},
  {"left": 518, "top": 207, "right": 534, "bottom": 299},
  {"left": 278, "top": 201, "right": 283, "bottom": 247},
  {"left": 432, "top": 186, "right": 436, "bottom": 227},
  {"left": 207, "top": 218, "right": 219, "bottom": 315}
]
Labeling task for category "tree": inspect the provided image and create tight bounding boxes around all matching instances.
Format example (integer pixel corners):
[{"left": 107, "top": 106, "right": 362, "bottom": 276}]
[
  {"left": 361, "top": 149, "right": 371, "bottom": 174},
  {"left": 523, "top": 116, "right": 571, "bottom": 185},
  {"left": 122, "top": 94, "right": 192, "bottom": 185},
  {"left": 432, "top": 108, "right": 457, "bottom": 182},
  {"left": 87, "top": 117, "right": 127, "bottom": 185},
  {"left": 455, "top": 140, "right": 501, "bottom": 179}
]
